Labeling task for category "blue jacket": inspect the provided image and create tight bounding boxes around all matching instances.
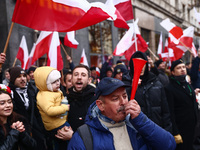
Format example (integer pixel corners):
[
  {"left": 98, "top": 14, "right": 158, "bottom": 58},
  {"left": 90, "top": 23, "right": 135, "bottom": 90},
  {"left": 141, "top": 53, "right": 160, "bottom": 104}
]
[{"left": 67, "top": 102, "right": 176, "bottom": 150}]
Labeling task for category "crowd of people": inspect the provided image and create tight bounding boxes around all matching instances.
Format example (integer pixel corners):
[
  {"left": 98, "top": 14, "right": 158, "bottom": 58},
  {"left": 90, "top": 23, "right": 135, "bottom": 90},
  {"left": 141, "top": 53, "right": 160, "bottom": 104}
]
[{"left": 0, "top": 50, "right": 200, "bottom": 150}]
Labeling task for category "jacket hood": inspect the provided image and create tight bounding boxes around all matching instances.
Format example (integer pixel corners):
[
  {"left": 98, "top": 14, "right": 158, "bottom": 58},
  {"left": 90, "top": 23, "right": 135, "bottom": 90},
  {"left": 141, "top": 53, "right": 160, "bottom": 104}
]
[
  {"left": 34, "top": 66, "right": 56, "bottom": 91},
  {"left": 129, "top": 51, "right": 149, "bottom": 79}
]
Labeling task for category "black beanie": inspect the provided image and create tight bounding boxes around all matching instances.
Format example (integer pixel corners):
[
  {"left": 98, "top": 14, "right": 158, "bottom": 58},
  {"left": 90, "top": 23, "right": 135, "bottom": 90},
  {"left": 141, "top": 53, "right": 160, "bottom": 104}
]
[
  {"left": 154, "top": 59, "right": 163, "bottom": 67},
  {"left": 27, "top": 66, "right": 36, "bottom": 75},
  {"left": 170, "top": 59, "right": 184, "bottom": 71},
  {"left": 113, "top": 63, "right": 127, "bottom": 77},
  {"left": 129, "top": 51, "right": 148, "bottom": 78},
  {"left": 9, "top": 67, "right": 26, "bottom": 83}
]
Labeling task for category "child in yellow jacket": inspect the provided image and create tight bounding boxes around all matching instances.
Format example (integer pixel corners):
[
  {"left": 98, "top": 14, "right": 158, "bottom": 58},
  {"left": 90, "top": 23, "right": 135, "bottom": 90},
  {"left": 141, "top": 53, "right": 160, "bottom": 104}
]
[{"left": 34, "top": 66, "right": 70, "bottom": 149}]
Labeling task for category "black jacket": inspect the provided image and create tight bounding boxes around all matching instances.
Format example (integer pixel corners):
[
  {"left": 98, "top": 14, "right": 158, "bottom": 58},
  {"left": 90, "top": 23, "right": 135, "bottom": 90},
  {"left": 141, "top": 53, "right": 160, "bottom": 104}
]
[
  {"left": 135, "top": 72, "right": 172, "bottom": 133},
  {"left": 67, "top": 85, "right": 95, "bottom": 132},
  {"left": 9, "top": 82, "right": 47, "bottom": 150},
  {"left": 0, "top": 116, "right": 36, "bottom": 150},
  {"left": 165, "top": 77, "right": 198, "bottom": 150}
]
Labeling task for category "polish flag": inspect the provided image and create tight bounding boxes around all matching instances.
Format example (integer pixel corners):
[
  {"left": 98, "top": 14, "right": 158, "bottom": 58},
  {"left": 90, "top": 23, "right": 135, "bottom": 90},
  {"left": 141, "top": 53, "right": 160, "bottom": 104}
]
[
  {"left": 114, "top": 0, "right": 134, "bottom": 21},
  {"left": 113, "top": 19, "right": 148, "bottom": 60},
  {"left": 194, "top": 7, "right": 200, "bottom": 24},
  {"left": 96, "top": 67, "right": 100, "bottom": 77},
  {"left": 64, "top": 31, "right": 79, "bottom": 49},
  {"left": 16, "top": 36, "right": 29, "bottom": 69},
  {"left": 171, "top": 46, "right": 186, "bottom": 60},
  {"left": 160, "top": 38, "right": 175, "bottom": 62},
  {"left": 160, "top": 18, "right": 183, "bottom": 43},
  {"left": 168, "top": 26, "right": 194, "bottom": 60},
  {"left": 80, "top": 49, "right": 89, "bottom": 67},
  {"left": 31, "top": 31, "right": 53, "bottom": 65},
  {"left": 178, "top": 26, "right": 194, "bottom": 48},
  {"left": 46, "top": 32, "right": 63, "bottom": 71},
  {"left": 12, "top": 0, "right": 128, "bottom": 32},
  {"left": 157, "top": 32, "right": 163, "bottom": 56},
  {"left": 105, "top": 0, "right": 129, "bottom": 29},
  {"left": 25, "top": 43, "right": 36, "bottom": 70}
]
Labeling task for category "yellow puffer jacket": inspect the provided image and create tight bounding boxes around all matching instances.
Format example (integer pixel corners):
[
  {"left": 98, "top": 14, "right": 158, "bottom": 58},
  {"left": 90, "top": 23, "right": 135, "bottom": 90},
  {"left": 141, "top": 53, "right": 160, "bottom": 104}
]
[{"left": 34, "top": 66, "right": 69, "bottom": 131}]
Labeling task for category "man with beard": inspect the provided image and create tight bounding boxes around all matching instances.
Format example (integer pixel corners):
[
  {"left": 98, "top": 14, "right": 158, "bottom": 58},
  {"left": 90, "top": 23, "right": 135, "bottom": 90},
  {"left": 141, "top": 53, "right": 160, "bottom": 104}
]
[
  {"left": 8, "top": 66, "right": 47, "bottom": 150},
  {"left": 165, "top": 59, "right": 198, "bottom": 150},
  {"left": 67, "top": 64, "right": 96, "bottom": 132}
]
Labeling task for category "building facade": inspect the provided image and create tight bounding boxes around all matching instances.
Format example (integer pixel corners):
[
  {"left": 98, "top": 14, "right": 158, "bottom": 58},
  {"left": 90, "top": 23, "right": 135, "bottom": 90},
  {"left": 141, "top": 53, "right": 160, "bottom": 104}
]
[{"left": 0, "top": 0, "right": 200, "bottom": 70}]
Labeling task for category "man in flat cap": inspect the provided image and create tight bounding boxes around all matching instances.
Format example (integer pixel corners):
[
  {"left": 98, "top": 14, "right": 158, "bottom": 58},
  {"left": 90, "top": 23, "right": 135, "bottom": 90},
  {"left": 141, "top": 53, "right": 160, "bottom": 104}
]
[
  {"left": 68, "top": 77, "right": 176, "bottom": 150},
  {"left": 165, "top": 59, "right": 198, "bottom": 150}
]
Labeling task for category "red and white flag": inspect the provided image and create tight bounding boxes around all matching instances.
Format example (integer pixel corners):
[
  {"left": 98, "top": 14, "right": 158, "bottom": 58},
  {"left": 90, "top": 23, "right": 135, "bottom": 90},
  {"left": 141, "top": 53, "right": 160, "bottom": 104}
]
[
  {"left": 103, "top": 0, "right": 129, "bottom": 29},
  {"left": 12, "top": 0, "right": 127, "bottom": 32},
  {"left": 31, "top": 31, "right": 53, "bottom": 65},
  {"left": 46, "top": 32, "right": 63, "bottom": 71},
  {"left": 113, "top": 0, "right": 133, "bottom": 21},
  {"left": 16, "top": 36, "right": 29, "bottom": 69},
  {"left": 178, "top": 26, "right": 194, "bottom": 48},
  {"left": 168, "top": 26, "right": 194, "bottom": 60},
  {"left": 160, "top": 39, "right": 175, "bottom": 62},
  {"left": 31, "top": 31, "right": 63, "bottom": 70},
  {"left": 157, "top": 32, "right": 163, "bottom": 56},
  {"left": 25, "top": 43, "right": 36, "bottom": 70},
  {"left": 194, "top": 7, "right": 200, "bottom": 24},
  {"left": 80, "top": 48, "right": 89, "bottom": 67},
  {"left": 64, "top": 31, "right": 79, "bottom": 49},
  {"left": 96, "top": 67, "right": 100, "bottom": 77},
  {"left": 160, "top": 18, "right": 183, "bottom": 44},
  {"left": 113, "top": 19, "right": 148, "bottom": 60}
]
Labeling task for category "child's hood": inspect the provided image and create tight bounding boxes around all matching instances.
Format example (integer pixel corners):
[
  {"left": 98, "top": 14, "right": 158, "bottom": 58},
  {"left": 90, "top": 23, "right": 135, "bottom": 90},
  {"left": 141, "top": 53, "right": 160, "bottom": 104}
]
[{"left": 34, "top": 66, "right": 56, "bottom": 91}]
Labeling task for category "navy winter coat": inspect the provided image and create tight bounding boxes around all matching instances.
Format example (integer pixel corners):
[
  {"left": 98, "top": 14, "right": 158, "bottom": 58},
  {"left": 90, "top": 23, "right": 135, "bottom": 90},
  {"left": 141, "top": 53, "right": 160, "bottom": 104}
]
[{"left": 67, "top": 102, "right": 176, "bottom": 150}]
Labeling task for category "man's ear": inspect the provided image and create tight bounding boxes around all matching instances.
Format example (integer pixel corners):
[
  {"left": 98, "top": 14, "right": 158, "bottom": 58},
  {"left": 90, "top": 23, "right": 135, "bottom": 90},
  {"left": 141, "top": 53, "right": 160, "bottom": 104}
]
[
  {"left": 96, "top": 100, "right": 104, "bottom": 112},
  {"left": 171, "top": 70, "right": 175, "bottom": 76}
]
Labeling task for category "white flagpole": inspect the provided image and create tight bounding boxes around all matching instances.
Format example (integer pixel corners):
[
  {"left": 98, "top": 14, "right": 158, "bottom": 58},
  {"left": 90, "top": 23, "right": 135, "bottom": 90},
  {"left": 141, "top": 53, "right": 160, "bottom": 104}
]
[{"left": 133, "top": 19, "right": 138, "bottom": 51}]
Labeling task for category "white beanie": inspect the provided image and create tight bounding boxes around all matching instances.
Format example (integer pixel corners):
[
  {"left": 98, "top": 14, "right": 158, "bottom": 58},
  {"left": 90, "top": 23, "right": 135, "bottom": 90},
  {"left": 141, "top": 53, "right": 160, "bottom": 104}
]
[{"left": 46, "top": 70, "right": 61, "bottom": 91}]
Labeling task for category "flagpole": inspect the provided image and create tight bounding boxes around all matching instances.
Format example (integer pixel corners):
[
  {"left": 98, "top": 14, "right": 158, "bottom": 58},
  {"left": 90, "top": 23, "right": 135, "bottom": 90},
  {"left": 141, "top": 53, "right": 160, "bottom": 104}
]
[
  {"left": 179, "top": 41, "right": 193, "bottom": 54},
  {"left": 133, "top": 20, "right": 138, "bottom": 51},
  {"left": 0, "top": 22, "right": 14, "bottom": 68},
  {"left": 61, "top": 43, "right": 68, "bottom": 56},
  {"left": 3, "top": 22, "right": 14, "bottom": 54},
  {"left": 147, "top": 47, "right": 159, "bottom": 60},
  {"left": 12, "top": 57, "right": 17, "bottom": 67},
  {"left": 44, "top": 55, "right": 47, "bottom": 66}
]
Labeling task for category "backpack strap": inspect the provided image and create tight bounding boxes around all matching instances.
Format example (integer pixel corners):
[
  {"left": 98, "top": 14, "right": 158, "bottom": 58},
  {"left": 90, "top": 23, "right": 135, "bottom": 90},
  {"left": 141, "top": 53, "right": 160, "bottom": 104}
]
[{"left": 77, "top": 124, "right": 93, "bottom": 150}]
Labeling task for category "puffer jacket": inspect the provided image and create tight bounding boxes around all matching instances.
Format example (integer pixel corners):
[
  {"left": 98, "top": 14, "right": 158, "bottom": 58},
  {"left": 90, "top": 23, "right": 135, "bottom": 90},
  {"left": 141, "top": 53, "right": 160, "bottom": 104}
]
[
  {"left": 129, "top": 51, "right": 172, "bottom": 133},
  {"left": 34, "top": 66, "right": 68, "bottom": 131},
  {"left": 135, "top": 72, "right": 172, "bottom": 133},
  {"left": 67, "top": 102, "right": 176, "bottom": 150}
]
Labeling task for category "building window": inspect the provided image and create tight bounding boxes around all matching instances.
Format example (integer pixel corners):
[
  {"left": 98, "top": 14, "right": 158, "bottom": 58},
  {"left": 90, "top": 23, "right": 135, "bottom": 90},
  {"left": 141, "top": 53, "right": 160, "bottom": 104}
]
[
  {"left": 88, "top": 21, "right": 112, "bottom": 67},
  {"left": 155, "top": 32, "right": 161, "bottom": 53},
  {"left": 182, "top": 4, "right": 185, "bottom": 19},
  {"left": 187, "top": 8, "right": 190, "bottom": 22}
]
